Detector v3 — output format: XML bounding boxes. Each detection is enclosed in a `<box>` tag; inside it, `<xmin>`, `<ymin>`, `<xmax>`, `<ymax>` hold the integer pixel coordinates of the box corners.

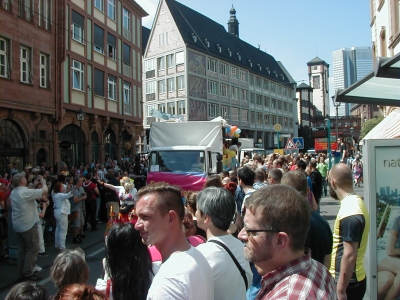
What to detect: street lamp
<box><xmin>325</xmin><ymin>118</ymin><xmax>332</xmax><ymax>170</ymax></box>
<box><xmin>76</xmin><ymin>108</ymin><xmax>85</xmax><ymax>165</ymax></box>
<box><xmin>350</xmin><ymin>126</ymin><xmax>354</xmax><ymax>156</ymax></box>
<box><xmin>332</xmin><ymin>95</ymin><xmax>340</xmax><ymax>143</ymax></box>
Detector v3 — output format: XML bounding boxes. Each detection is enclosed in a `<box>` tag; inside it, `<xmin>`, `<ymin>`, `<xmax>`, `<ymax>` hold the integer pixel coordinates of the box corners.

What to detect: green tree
<box><xmin>360</xmin><ymin>116</ymin><xmax>384</xmax><ymax>139</ymax></box>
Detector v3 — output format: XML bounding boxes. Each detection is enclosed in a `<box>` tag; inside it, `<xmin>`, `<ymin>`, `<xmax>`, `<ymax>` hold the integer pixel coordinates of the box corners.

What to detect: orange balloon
<box><xmin>231</xmin><ymin>126</ymin><xmax>238</xmax><ymax>133</ymax></box>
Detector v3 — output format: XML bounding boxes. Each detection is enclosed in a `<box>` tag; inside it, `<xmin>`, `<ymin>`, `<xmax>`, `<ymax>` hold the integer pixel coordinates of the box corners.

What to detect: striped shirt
<box><xmin>256</xmin><ymin>249</ymin><xmax>337</xmax><ymax>300</ymax></box>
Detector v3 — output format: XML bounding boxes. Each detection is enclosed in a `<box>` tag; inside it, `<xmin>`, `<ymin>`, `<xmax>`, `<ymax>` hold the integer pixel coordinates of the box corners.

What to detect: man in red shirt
<box><xmin>238</xmin><ymin>185</ymin><xmax>337</xmax><ymax>299</ymax></box>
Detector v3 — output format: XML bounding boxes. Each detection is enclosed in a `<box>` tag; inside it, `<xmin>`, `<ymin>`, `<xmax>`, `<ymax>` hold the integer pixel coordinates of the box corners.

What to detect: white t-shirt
<box><xmin>147</xmin><ymin>246</ymin><xmax>214</xmax><ymax>300</ymax></box>
<box><xmin>197</xmin><ymin>235</ymin><xmax>252</xmax><ymax>300</ymax></box>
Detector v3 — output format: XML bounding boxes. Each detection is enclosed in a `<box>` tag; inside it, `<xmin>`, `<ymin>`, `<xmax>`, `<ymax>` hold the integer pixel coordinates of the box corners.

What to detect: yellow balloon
<box><xmin>234</xmin><ymin>133</ymin><xmax>240</xmax><ymax>138</ymax></box>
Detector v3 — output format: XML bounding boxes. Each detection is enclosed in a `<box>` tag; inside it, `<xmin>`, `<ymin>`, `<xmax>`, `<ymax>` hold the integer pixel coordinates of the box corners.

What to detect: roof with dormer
<box><xmin>164</xmin><ymin>0</ymin><xmax>292</xmax><ymax>87</ymax></box>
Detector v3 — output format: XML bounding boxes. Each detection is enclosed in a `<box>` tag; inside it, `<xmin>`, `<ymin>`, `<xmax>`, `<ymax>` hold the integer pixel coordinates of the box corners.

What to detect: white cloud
<box><xmin>136</xmin><ymin>0</ymin><xmax>159</xmax><ymax>28</ymax></box>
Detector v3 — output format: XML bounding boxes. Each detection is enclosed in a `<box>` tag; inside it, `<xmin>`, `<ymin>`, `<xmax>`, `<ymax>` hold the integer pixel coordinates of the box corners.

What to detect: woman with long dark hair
<box><xmin>97</xmin><ymin>223</ymin><xmax>153</xmax><ymax>300</ymax></box>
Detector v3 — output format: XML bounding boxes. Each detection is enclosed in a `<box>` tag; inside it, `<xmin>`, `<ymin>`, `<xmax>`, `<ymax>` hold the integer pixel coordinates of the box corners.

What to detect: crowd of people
<box><xmin>0</xmin><ymin>147</ymin><xmax>376</xmax><ymax>300</ymax></box>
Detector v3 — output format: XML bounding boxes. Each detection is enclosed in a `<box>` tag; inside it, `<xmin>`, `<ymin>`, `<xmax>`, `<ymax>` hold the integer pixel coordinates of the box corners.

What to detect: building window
<box><xmin>167</xmin><ymin>77</ymin><xmax>175</xmax><ymax>92</ymax></box>
<box><xmin>220</xmin><ymin>84</ymin><xmax>228</xmax><ymax>97</ymax></box>
<box><xmin>1</xmin><ymin>0</ymin><xmax>11</xmax><ymax>10</ymax></box>
<box><xmin>208</xmin><ymin>103</ymin><xmax>218</xmax><ymax>118</ymax></box>
<box><xmin>272</xmin><ymin>115</ymin><xmax>277</xmax><ymax>124</ymax></box>
<box><xmin>72</xmin><ymin>60</ymin><xmax>84</xmax><ymax>91</ymax></box>
<box><xmin>250</xmin><ymin>111</ymin><xmax>255</xmax><ymax>123</ymax></box>
<box><xmin>207</xmin><ymin>58</ymin><xmax>217</xmax><ymax>73</ymax></box>
<box><xmin>242</xmin><ymin>109</ymin><xmax>248</xmax><ymax>122</ymax></box>
<box><xmin>158</xmin><ymin>103</ymin><xmax>166</xmax><ymax>112</ymax></box>
<box><xmin>256</xmin><ymin>94</ymin><xmax>262</xmax><ymax>105</ymax></box>
<box><xmin>93</xmin><ymin>68</ymin><xmax>104</xmax><ymax>96</ymax></box>
<box><xmin>176</xmin><ymin>51</ymin><xmax>184</xmax><ymax>65</ymax></box>
<box><xmin>263</xmin><ymin>79</ymin><xmax>269</xmax><ymax>90</ymax></box>
<box><xmin>94</xmin><ymin>24</ymin><xmax>104</xmax><ymax>54</ymax></box>
<box><xmin>270</xmin><ymin>82</ymin><xmax>276</xmax><ymax>93</ymax></box>
<box><xmin>249</xmin><ymin>74</ymin><xmax>254</xmax><ymax>86</ymax></box>
<box><xmin>107</xmin><ymin>33</ymin><xmax>116</xmax><ymax>60</ymax></box>
<box><xmin>257</xmin><ymin>113</ymin><xmax>263</xmax><ymax>125</ymax></box>
<box><xmin>167</xmin><ymin>102</ymin><xmax>175</xmax><ymax>114</ymax></box>
<box><xmin>231</xmin><ymin>66</ymin><xmax>237</xmax><ymax>79</ymax></box>
<box><xmin>146</xmin><ymin>104</ymin><xmax>157</xmax><ymax>117</ymax></box>
<box><xmin>277</xmin><ymin>100</ymin><xmax>282</xmax><ymax>110</ymax></box>
<box><xmin>232</xmin><ymin>86</ymin><xmax>239</xmax><ymax>100</ymax></box>
<box><xmin>265</xmin><ymin>114</ymin><xmax>270</xmax><ymax>124</ymax></box>
<box><xmin>250</xmin><ymin>93</ymin><xmax>255</xmax><ymax>104</ymax></box>
<box><xmin>177</xmin><ymin>75</ymin><xmax>185</xmax><ymax>90</ymax></box>
<box><xmin>157</xmin><ymin>56</ymin><xmax>165</xmax><ymax>70</ymax></box>
<box><xmin>288</xmin><ymin>103</ymin><xmax>292</xmax><ymax>113</ymax></box>
<box><xmin>40</xmin><ymin>53</ymin><xmax>49</xmax><ymax>88</ymax></box>
<box><xmin>19</xmin><ymin>0</ymin><xmax>32</xmax><ymax>21</ymax></box>
<box><xmin>276</xmin><ymin>85</ymin><xmax>282</xmax><ymax>95</ymax></box>
<box><xmin>72</xmin><ymin>10</ymin><xmax>84</xmax><ymax>44</ymax></box>
<box><xmin>221</xmin><ymin>105</ymin><xmax>229</xmax><ymax>118</ymax></box>
<box><xmin>108</xmin><ymin>75</ymin><xmax>116</xmax><ymax>100</ymax></box>
<box><xmin>107</xmin><ymin>0</ymin><xmax>115</xmax><ymax>20</ymax></box>
<box><xmin>145</xmin><ymin>59</ymin><xmax>155</xmax><ymax>71</ymax></box>
<box><xmin>20</xmin><ymin>45</ymin><xmax>32</xmax><ymax>83</ymax></box>
<box><xmin>94</xmin><ymin>0</ymin><xmax>103</xmax><ymax>12</ymax></box>
<box><xmin>123</xmin><ymin>82</ymin><xmax>131</xmax><ymax>103</ymax></box>
<box><xmin>231</xmin><ymin>107</ymin><xmax>239</xmax><ymax>121</ymax></box>
<box><xmin>283</xmin><ymin>102</ymin><xmax>287</xmax><ymax>112</ymax></box>
<box><xmin>0</xmin><ymin>37</ymin><xmax>10</xmax><ymax>78</ymax></box>
<box><xmin>39</xmin><ymin>0</ymin><xmax>51</xmax><ymax>30</ymax></box>
<box><xmin>167</xmin><ymin>54</ymin><xmax>174</xmax><ymax>68</ymax></box>
<box><xmin>255</xmin><ymin>77</ymin><xmax>261</xmax><ymax>88</ymax></box>
<box><xmin>177</xmin><ymin>100</ymin><xmax>185</xmax><ymax>115</ymax></box>
<box><xmin>271</xmin><ymin>98</ymin><xmax>276</xmax><ymax>108</ymax></box>
<box><xmin>208</xmin><ymin>80</ymin><xmax>218</xmax><ymax>95</ymax></box>
<box><xmin>220</xmin><ymin>63</ymin><xmax>228</xmax><ymax>76</ymax></box>
<box><xmin>123</xmin><ymin>43</ymin><xmax>130</xmax><ymax>65</ymax></box>
<box><xmin>239</xmin><ymin>70</ymin><xmax>247</xmax><ymax>82</ymax></box>
<box><xmin>264</xmin><ymin>96</ymin><xmax>270</xmax><ymax>106</ymax></box>
<box><xmin>158</xmin><ymin>79</ymin><xmax>165</xmax><ymax>94</ymax></box>
<box><xmin>146</xmin><ymin>81</ymin><xmax>155</xmax><ymax>94</ymax></box>
<box><xmin>241</xmin><ymin>89</ymin><xmax>247</xmax><ymax>101</ymax></box>
<box><xmin>123</xmin><ymin>7</ymin><xmax>130</xmax><ymax>30</ymax></box>
<box><xmin>159</xmin><ymin>33</ymin><xmax>169</xmax><ymax>46</ymax></box>
<box><xmin>312</xmin><ymin>76</ymin><xmax>320</xmax><ymax>89</ymax></box>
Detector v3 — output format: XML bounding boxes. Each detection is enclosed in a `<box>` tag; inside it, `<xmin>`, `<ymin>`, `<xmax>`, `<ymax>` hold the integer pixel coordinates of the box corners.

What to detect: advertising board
<box><xmin>363</xmin><ymin>139</ymin><xmax>400</xmax><ymax>300</ymax></box>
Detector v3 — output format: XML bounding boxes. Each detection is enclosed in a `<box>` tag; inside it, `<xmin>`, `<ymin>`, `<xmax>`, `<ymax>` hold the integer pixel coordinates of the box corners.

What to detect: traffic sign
<box><xmin>292</xmin><ymin>137</ymin><xmax>304</xmax><ymax>149</ymax></box>
<box><xmin>273</xmin><ymin>124</ymin><xmax>282</xmax><ymax>131</ymax></box>
<box><xmin>274</xmin><ymin>149</ymin><xmax>284</xmax><ymax>155</ymax></box>
<box><xmin>285</xmin><ymin>138</ymin><xmax>297</xmax><ymax>150</ymax></box>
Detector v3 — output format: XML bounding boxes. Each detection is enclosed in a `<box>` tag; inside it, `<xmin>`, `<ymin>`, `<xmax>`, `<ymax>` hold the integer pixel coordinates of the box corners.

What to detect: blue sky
<box><xmin>136</xmin><ymin>0</ymin><xmax>372</xmax><ymax>109</ymax></box>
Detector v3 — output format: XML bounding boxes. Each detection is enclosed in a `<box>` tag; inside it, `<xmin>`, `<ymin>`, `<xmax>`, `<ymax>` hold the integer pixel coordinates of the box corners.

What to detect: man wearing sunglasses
<box><xmin>239</xmin><ymin>185</ymin><xmax>336</xmax><ymax>299</ymax></box>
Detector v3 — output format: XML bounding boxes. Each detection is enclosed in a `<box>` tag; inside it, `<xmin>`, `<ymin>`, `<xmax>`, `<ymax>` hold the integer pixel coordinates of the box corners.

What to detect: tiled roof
<box><xmin>307</xmin><ymin>56</ymin><xmax>329</xmax><ymax>67</ymax></box>
<box><xmin>142</xmin><ymin>26</ymin><xmax>151</xmax><ymax>55</ymax></box>
<box><xmin>296</xmin><ymin>82</ymin><xmax>312</xmax><ymax>90</ymax></box>
<box><xmin>165</xmin><ymin>0</ymin><xmax>292</xmax><ymax>87</ymax></box>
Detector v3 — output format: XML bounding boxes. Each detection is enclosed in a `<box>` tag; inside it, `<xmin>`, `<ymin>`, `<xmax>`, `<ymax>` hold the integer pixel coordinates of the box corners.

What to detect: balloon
<box><xmin>236</xmin><ymin>128</ymin><xmax>241</xmax><ymax>134</ymax></box>
<box><xmin>234</xmin><ymin>133</ymin><xmax>240</xmax><ymax>138</ymax></box>
<box><xmin>231</xmin><ymin>126</ymin><xmax>238</xmax><ymax>133</ymax></box>
<box><xmin>225</xmin><ymin>126</ymin><xmax>231</xmax><ymax>134</ymax></box>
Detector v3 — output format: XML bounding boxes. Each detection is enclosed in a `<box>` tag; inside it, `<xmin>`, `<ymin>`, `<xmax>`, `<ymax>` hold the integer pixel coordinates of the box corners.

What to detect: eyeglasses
<box><xmin>242</xmin><ymin>228</ymin><xmax>280</xmax><ymax>237</ymax></box>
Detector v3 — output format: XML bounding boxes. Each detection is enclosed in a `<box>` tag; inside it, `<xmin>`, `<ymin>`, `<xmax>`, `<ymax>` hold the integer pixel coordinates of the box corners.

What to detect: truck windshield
<box><xmin>149</xmin><ymin>150</ymin><xmax>206</xmax><ymax>173</ymax></box>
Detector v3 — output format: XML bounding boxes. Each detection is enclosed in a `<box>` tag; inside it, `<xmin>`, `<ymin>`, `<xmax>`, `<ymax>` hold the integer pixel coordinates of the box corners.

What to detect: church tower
<box><xmin>227</xmin><ymin>5</ymin><xmax>239</xmax><ymax>37</ymax></box>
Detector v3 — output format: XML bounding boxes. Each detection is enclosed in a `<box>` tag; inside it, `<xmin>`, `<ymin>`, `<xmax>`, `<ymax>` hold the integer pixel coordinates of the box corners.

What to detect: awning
<box><xmin>334</xmin><ymin>52</ymin><xmax>400</xmax><ymax>107</ymax></box>
<box><xmin>360</xmin><ymin>108</ymin><xmax>400</xmax><ymax>145</ymax></box>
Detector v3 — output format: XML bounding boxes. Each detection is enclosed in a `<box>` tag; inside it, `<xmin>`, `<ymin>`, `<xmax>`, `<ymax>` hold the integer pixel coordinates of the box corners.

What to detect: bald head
<box><xmin>329</xmin><ymin>163</ymin><xmax>353</xmax><ymax>189</ymax></box>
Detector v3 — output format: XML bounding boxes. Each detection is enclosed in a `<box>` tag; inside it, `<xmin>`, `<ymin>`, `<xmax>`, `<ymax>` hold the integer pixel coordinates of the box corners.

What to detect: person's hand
<box><xmin>82</xmin><ymin>194</ymin><xmax>87</xmax><ymax>200</ymax></box>
<box><xmin>42</xmin><ymin>202</ymin><xmax>48</xmax><ymax>208</ymax></box>
<box><xmin>337</xmin><ymin>290</ymin><xmax>347</xmax><ymax>300</ymax></box>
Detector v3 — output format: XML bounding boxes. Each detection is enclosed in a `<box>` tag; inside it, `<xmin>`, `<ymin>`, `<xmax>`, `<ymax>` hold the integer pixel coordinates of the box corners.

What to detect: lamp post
<box><xmin>350</xmin><ymin>126</ymin><xmax>354</xmax><ymax>156</ymax></box>
<box><xmin>332</xmin><ymin>95</ymin><xmax>340</xmax><ymax>143</ymax></box>
<box><xmin>76</xmin><ymin>108</ymin><xmax>85</xmax><ymax>165</ymax></box>
<box><xmin>325</xmin><ymin>118</ymin><xmax>332</xmax><ymax>170</ymax></box>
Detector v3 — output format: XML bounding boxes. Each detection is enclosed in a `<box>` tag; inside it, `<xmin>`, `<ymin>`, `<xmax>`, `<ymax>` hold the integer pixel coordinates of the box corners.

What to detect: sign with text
<box><xmin>314</xmin><ymin>136</ymin><xmax>338</xmax><ymax>151</ymax></box>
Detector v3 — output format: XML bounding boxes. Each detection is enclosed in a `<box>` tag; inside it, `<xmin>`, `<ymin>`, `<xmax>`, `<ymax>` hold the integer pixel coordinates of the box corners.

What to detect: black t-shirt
<box><xmin>305</xmin><ymin>211</ymin><xmax>333</xmax><ymax>265</ymax></box>
<box><xmin>340</xmin><ymin>143</ymin><xmax>347</xmax><ymax>155</ymax></box>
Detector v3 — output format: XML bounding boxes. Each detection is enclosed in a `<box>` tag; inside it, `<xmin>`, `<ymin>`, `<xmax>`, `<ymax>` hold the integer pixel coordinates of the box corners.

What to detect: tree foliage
<box><xmin>360</xmin><ymin>116</ymin><xmax>384</xmax><ymax>139</ymax></box>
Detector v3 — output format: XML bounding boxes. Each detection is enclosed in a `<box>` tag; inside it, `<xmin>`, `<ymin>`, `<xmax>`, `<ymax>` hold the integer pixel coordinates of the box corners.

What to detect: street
<box><xmin>0</xmin><ymin>184</ymin><xmax>364</xmax><ymax>298</ymax></box>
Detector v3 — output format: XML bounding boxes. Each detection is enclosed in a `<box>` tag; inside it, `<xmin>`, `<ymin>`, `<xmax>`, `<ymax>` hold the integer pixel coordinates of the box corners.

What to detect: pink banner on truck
<box><xmin>147</xmin><ymin>172</ymin><xmax>207</xmax><ymax>192</ymax></box>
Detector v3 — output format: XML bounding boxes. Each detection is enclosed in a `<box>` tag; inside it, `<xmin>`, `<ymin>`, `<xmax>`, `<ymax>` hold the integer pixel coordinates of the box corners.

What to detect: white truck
<box><xmin>238</xmin><ymin>138</ymin><xmax>265</xmax><ymax>162</ymax></box>
<box><xmin>147</xmin><ymin>119</ymin><xmax>226</xmax><ymax>192</ymax></box>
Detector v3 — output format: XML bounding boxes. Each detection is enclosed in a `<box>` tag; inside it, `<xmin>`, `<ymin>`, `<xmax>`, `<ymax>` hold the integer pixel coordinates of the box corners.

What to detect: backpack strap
<box><xmin>208</xmin><ymin>239</ymin><xmax>248</xmax><ymax>290</ymax></box>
